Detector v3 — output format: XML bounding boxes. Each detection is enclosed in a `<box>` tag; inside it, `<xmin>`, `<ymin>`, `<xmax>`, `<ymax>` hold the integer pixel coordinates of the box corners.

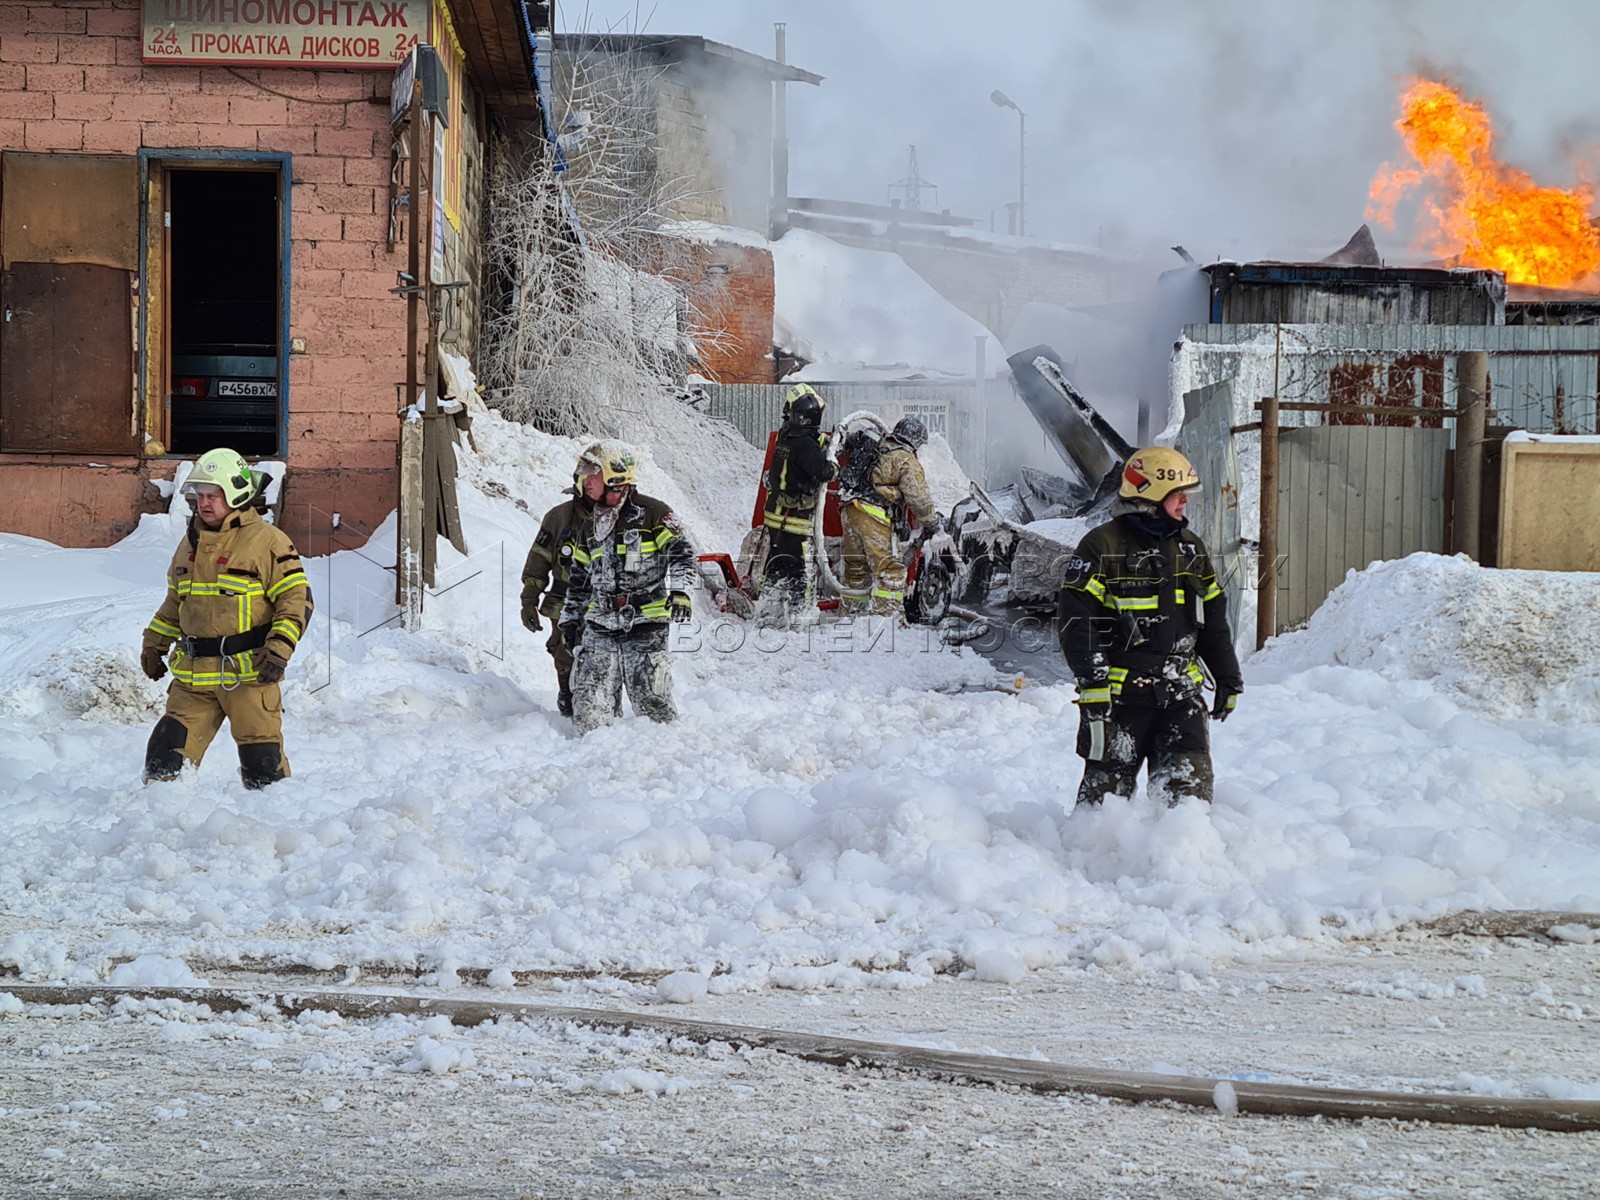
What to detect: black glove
<box><xmin>1076</xmin><ymin>678</ymin><xmax>1112</xmax><ymax>724</ymax></box>
<box><xmin>670</xmin><ymin>592</ymin><xmax>693</xmax><ymax>624</ymax></box>
<box><xmin>256</xmin><ymin>649</ymin><xmax>289</xmax><ymax>685</ymax></box>
<box><xmin>558</xmin><ymin>621</ymin><xmax>580</xmax><ymax>649</ymax></box>
<box><xmin>1212</xmin><ymin>688</ymin><xmax>1240</xmax><ymax>722</ymax></box>
<box><xmin>140</xmin><ymin>646</ymin><xmax>168</xmax><ymax>682</ymax></box>
<box><xmin>521</xmin><ymin>605</ymin><xmax>543</xmax><ymax>633</ymax></box>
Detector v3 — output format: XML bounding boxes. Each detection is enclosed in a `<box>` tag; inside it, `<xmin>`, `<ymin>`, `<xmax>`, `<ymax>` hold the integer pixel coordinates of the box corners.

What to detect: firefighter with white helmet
<box><xmin>557</xmin><ymin>442</ymin><xmax>697</xmax><ymax>733</ymax></box>
<box><xmin>1056</xmin><ymin>446</ymin><xmax>1243</xmax><ymax>808</ymax></box>
<box><xmin>140</xmin><ymin>448</ymin><xmax>313</xmax><ymax>788</ymax></box>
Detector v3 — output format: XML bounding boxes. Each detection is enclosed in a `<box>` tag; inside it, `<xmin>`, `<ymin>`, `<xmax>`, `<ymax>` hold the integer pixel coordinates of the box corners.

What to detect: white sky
<box><xmin>555</xmin><ymin>0</ymin><xmax>1600</xmax><ymax>264</ymax></box>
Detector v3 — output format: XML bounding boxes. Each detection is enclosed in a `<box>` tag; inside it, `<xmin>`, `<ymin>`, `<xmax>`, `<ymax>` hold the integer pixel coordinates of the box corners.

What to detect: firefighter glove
<box><xmin>1212</xmin><ymin>688</ymin><xmax>1239</xmax><ymax>722</ymax></box>
<box><xmin>1076</xmin><ymin>678</ymin><xmax>1112</xmax><ymax>725</ymax></box>
<box><xmin>140</xmin><ymin>646</ymin><xmax>168</xmax><ymax>682</ymax></box>
<box><xmin>670</xmin><ymin>592</ymin><xmax>694</xmax><ymax>624</ymax></box>
<box><xmin>558</xmin><ymin>620</ymin><xmax>580</xmax><ymax>649</ymax></box>
<box><xmin>521</xmin><ymin>604</ymin><xmax>543</xmax><ymax>633</ymax></box>
<box><xmin>256</xmin><ymin>649</ymin><xmax>289</xmax><ymax>685</ymax></box>
<box><xmin>1077</xmin><ymin>679</ymin><xmax>1112</xmax><ymax>762</ymax></box>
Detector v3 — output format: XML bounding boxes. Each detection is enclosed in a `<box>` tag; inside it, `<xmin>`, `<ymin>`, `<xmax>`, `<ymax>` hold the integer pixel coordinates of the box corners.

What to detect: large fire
<box><xmin>1367</xmin><ymin>78</ymin><xmax>1600</xmax><ymax>288</ymax></box>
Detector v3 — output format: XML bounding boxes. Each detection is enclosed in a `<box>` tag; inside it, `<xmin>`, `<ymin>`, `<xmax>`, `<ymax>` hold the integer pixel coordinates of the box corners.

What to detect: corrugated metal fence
<box><xmin>1180</xmin><ymin>323</ymin><xmax>1600</xmax><ymax>434</ymax></box>
<box><xmin>1275</xmin><ymin>425</ymin><xmax>1451</xmax><ymax>631</ymax></box>
<box><xmin>1178</xmin><ymin>323</ymin><xmax>1600</xmax><ymax>638</ymax></box>
<box><xmin>698</xmin><ymin>380</ymin><xmax>986</xmax><ymax>482</ymax></box>
<box><xmin>1178</xmin><ymin>379</ymin><xmax>1249</xmax><ymax>653</ymax></box>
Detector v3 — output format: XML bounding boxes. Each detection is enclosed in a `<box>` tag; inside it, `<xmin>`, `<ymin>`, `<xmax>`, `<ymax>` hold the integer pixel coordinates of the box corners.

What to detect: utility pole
<box><xmin>770</xmin><ymin>23</ymin><xmax>789</xmax><ymax>239</ymax></box>
<box><xmin>1017</xmin><ymin>108</ymin><xmax>1026</xmax><ymax>237</ymax></box>
<box><xmin>990</xmin><ymin>89</ymin><xmax>1026</xmax><ymax>237</ymax></box>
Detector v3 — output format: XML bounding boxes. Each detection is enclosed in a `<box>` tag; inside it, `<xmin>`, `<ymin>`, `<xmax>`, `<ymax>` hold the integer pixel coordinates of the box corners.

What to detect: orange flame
<box><xmin>1367</xmin><ymin>78</ymin><xmax>1600</xmax><ymax>288</ymax></box>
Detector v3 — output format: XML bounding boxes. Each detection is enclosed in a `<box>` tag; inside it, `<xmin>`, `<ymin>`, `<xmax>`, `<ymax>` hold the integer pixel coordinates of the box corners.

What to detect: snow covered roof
<box><xmin>770</xmin><ymin>228</ymin><xmax>1005</xmax><ymax>379</ymax></box>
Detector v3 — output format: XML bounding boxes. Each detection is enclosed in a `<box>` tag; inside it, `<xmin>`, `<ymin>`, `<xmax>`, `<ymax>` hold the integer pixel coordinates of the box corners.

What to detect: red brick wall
<box><xmin>673</xmin><ymin>239</ymin><xmax>774</xmax><ymax>384</ymax></box>
<box><xmin>0</xmin><ymin>0</ymin><xmax>406</xmax><ymax>548</ymax></box>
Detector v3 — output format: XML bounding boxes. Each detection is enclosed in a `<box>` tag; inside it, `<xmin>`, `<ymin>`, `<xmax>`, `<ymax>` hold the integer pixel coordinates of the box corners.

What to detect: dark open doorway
<box><xmin>167</xmin><ymin>168</ymin><xmax>281</xmax><ymax>457</ymax></box>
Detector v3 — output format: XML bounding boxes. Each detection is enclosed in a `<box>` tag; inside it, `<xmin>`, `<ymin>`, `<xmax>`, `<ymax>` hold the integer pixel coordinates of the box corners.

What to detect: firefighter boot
<box><xmin>239</xmin><ymin>742</ymin><xmax>288</xmax><ymax>790</ymax></box>
<box><xmin>143</xmin><ymin>716</ymin><xmax>189</xmax><ymax>783</ymax></box>
<box><xmin>557</xmin><ymin>668</ymin><xmax>574</xmax><ymax>718</ymax></box>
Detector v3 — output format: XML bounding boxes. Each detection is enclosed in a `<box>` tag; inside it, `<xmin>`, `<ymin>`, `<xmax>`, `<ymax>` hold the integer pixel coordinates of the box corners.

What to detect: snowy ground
<box><xmin>1</xmin><ymin>938</ymin><xmax>1595</xmax><ymax>1197</ymax></box>
<box><xmin>2</xmin><ymin>406</ymin><xmax>1597</xmax><ymax>1192</ymax></box>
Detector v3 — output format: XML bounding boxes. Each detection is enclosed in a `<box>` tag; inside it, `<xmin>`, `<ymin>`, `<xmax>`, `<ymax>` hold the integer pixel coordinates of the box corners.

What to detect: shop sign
<box><xmin>142</xmin><ymin>0</ymin><xmax>428</xmax><ymax>69</ymax></box>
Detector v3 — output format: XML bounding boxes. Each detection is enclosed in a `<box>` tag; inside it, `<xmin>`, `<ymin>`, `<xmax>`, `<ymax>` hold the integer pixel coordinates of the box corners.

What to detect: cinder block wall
<box><xmin>0</xmin><ymin>0</ymin><xmax>407</xmax><ymax>549</ymax></box>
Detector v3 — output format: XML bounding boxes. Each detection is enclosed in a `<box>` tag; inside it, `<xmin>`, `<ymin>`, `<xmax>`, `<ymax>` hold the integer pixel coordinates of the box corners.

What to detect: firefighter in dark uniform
<box><xmin>761</xmin><ymin>383</ymin><xmax>836</xmax><ymax>613</ymax></box>
<box><xmin>1057</xmin><ymin>447</ymin><xmax>1243</xmax><ymax>807</ymax></box>
<box><xmin>520</xmin><ymin>446</ymin><xmax>604</xmax><ymax>717</ymax></box>
<box><xmin>558</xmin><ymin>442</ymin><xmax>697</xmax><ymax>734</ymax></box>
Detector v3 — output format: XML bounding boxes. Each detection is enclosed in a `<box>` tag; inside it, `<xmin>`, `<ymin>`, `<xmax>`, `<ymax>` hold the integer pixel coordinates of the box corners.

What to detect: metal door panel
<box><xmin>0</xmin><ymin>263</ymin><xmax>137</xmax><ymax>454</ymax></box>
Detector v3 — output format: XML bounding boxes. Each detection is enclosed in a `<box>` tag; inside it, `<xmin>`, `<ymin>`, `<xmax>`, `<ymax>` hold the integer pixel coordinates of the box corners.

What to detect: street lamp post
<box><xmin>990</xmin><ymin>89</ymin><xmax>1026</xmax><ymax>237</ymax></box>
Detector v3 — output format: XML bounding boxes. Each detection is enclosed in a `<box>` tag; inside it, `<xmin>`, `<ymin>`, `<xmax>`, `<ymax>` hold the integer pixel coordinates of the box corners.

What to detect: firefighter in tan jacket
<box><xmin>140</xmin><ymin>449</ymin><xmax>313</xmax><ymax>789</ymax></box>
<box><xmin>839</xmin><ymin>416</ymin><xmax>939</xmax><ymax>616</ymax></box>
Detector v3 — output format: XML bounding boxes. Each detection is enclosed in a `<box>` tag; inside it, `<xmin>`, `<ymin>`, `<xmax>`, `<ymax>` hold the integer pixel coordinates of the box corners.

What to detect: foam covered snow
<box><xmin>2</xmin><ymin>407</ymin><xmax>1599</xmax><ymax>993</ymax></box>
<box><xmin>1253</xmin><ymin>553</ymin><xmax>1600</xmax><ymax>723</ymax></box>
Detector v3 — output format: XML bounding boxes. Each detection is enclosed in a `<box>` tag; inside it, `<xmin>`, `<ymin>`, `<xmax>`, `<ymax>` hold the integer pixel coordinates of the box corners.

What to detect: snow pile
<box><xmin>400</xmin><ymin>1036</ymin><xmax>477</xmax><ymax>1075</ymax></box>
<box><xmin>656</xmin><ymin>971</ymin><xmax>708</xmax><ymax>1004</ymax></box>
<box><xmin>592</xmin><ymin>1068</ymin><xmax>695</xmax><ymax>1096</ymax></box>
<box><xmin>1253</xmin><ymin>553</ymin><xmax>1600</xmax><ymax>723</ymax></box>
<box><xmin>456</xmin><ymin>401</ymin><xmax>762</xmax><ymax>575</ymax></box>
<box><xmin>107</xmin><ymin>956</ymin><xmax>208</xmax><ymax>988</ymax></box>
<box><xmin>771</xmin><ymin>228</ymin><xmax>1005</xmax><ymax>379</ymax></box>
<box><xmin>2</xmin><ymin>405</ymin><xmax>1599</xmax><ymax>990</ymax></box>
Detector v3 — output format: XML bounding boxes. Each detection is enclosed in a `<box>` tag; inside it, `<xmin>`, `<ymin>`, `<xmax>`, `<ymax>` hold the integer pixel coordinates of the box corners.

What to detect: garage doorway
<box><xmin>160</xmin><ymin>165</ymin><xmax>284</xmax><ymax>457</ymax></box>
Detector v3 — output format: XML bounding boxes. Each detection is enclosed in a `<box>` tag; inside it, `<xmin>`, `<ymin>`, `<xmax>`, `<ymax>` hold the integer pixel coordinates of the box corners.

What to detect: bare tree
<box><xmin>481</xmin><ymin>37</ymin><xmax>734</xmax><ymax>439</ymax></box>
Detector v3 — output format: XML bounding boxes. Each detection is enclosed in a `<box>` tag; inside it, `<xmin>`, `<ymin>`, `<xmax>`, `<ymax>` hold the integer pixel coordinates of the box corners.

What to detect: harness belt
<box><xmin>178</xmin><ymin>623</ymin><xmax>272</xmax><ymax>659</ymax></box>
<box><xmin>610</xmin><ymin>592</ymin><xmax>656</xmax><ymax>611</ymax></box>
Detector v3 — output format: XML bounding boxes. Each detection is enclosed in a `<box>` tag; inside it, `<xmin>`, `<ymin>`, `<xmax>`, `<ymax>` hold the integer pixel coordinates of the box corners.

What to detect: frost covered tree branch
<box><xmin>481</xmin><ymin>37</ymin><xmax>735</xmax><ymax>440</ymax></box>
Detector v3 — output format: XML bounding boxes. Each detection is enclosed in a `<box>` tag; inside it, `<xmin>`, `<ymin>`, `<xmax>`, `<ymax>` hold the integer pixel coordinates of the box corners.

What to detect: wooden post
<box><xmin>398</xmin><ymin>415</ymin><xmax>424</xmax><ymax>629</ymax></box>
<box><xmin>1256</xmin><ymin>392</ymin><xmax>1280</xmax><ymax>650</ymax></box>
<box><xmin>419</xmin><ymin>104</ymin><xmax>440</xmax><ymax>590</ymax></box>
<box><xmin>1453</xmin><ymin>351</ymin><xmax>1488</xmax><ymax>560</ymax></box>
<box><xmin>395</xmin><ymin>71</ymin><xmax>426</xmax><ymax>623</ymax></box>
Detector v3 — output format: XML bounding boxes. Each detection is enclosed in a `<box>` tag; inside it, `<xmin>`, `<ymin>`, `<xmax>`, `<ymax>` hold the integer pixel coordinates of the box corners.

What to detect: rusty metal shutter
<box><xmin>1</xmin><ymin>153</ymin><xmax>139</xmax><ymax>270</ymax></box>
<box><xmin>1</xmin><ymin>153</ymin><xmax>139</xmax><ymax>454</ymax></box>
<box><xmin>1</xmin><ymin>264</ymin><xmax>136</xmax><ymax>454</ymax></box>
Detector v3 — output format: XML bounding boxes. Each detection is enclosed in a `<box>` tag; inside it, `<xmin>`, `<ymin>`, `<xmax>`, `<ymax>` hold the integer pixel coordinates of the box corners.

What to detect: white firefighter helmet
<box><xmin>184</xmin><ymin>448</ymin><xmax>255</xmax><ymax>508</ymax></box>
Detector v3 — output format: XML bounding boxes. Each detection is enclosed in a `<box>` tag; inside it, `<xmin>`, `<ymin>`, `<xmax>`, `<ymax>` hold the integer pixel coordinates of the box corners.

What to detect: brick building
<box><xmin>0</xmin><ymin>0</ymin><xmax>547</xmax><ymax>548</ymax></box>
<box><xmin>552</xmin><ymin>33</ymin><xmax>819</xmax><ymax>384</ymax></box>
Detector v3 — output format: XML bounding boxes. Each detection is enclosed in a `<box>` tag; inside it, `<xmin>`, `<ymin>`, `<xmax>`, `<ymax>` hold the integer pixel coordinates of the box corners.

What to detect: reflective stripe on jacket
<box><xmin>1056</xmin><ymin>511</ymin><xmax>1242</xmax><ymax>706</ymax></box>
<box><xmin>561</xmin><ymin>492</ymin><xmax>697</xmax><ymax>634</ymax></box>
<box><xmin>521</xmin><ymin>496</ymin><xmax>592</xmax><ymax>619</ymax></box>
<box><xmin>143</xmin><ymin>507</ymin><xmax>313</xmax><ymax>688</ymax></box>
<box><xmin>764</xmin><ymin>423</ymin><xmax>835</xmax><ymax>536</ymax></box>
